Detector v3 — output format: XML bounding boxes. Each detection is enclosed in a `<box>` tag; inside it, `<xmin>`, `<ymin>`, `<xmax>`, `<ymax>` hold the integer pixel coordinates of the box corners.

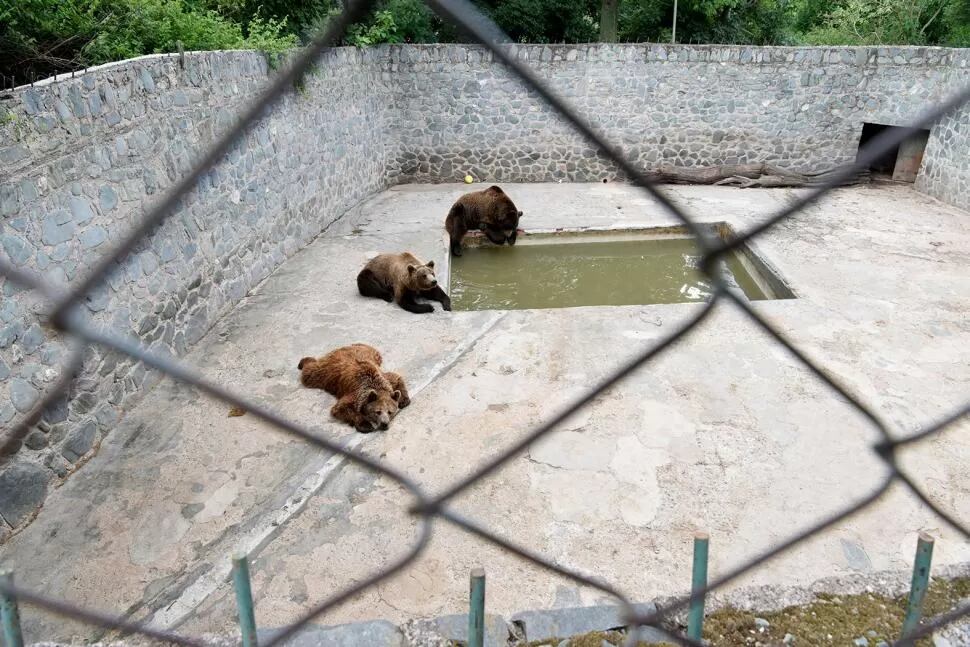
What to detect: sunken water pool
<box><xmin>448</xmin><ymin>226</ymin><xmax>794</xmax><ymax>312</ymax></box>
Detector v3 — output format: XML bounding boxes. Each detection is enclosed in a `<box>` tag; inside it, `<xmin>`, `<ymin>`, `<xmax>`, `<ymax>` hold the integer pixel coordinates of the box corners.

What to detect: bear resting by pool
<box><xmin>357</xmin><ymin>252</ymin><xmax>450</xmax><ymax>314</ymax></box>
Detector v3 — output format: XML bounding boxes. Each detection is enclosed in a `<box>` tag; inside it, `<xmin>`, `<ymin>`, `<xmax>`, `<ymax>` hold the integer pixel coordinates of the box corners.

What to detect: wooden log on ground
<box><xmin>640</xmin><ymin>163</ymin><xmax>871</xmax><ymax>188</ymax></box>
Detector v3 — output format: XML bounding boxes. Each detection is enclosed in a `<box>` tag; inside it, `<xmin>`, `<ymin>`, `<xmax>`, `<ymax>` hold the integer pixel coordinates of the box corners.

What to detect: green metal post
<box><xmin>0</xmin><ymin>570</ymin><xmax>24</xmax><ymax>647</ymax></box>
<box><xmin>686</xmin><ymin>532</ymin><xmax>709</xmax><ymax>642</ymax></box>
<box><xmin>901</xmin><ymin>532</ymin><xmax>935</xmax><ymax>639</ymax></box>
<box><xmin>232</xmin><ymin>553</ymin><xmax>258</xmax><ymax>647</ymax></box>
<box><xmin>468</xmin><ymin>568</ymin><xmax>486</xmax><ymax>647</ymax></box>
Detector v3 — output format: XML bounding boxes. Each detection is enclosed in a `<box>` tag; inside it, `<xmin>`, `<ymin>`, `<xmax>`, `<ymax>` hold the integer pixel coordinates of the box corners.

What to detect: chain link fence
<box><xmin>1</xmin><ymin>0</ymin><xmax>969</xmax><ymax>645</ymax></box>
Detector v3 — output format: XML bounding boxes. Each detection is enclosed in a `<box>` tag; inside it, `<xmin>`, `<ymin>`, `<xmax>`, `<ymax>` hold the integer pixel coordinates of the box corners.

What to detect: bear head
<box><xmin>483</xmin><ymin>186</ymin><xmax>523</xmax><ymax>246</ymax></box>
<box><xmin>357</xmin><ymin>388</ymin><xmax>402</xmax><ymax>432</ymax></box>
<box><xmin>407</xmin><ymin>260</ymin><xmax>438</xmax><ymax>290</ymax></box>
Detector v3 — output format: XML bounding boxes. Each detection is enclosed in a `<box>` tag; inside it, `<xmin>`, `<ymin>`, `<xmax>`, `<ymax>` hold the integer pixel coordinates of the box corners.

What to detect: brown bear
<box><xmin>357</xmin><ymin>252</ymin><xmax>451</xmax><ymax>314</ymax></box>
<box><xmin>297</xmin><ymin>343</ymin><xmax>410</xmax><ymax>433</ymax></box>
<box><xmin>445</xmin><ymin>185</ymin><xmax>523</xmax><ymax>256</ymax></box>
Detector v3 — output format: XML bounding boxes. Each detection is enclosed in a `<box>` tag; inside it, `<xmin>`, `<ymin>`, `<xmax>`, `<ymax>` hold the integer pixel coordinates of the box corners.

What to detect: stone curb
<box><xmin>257</xmin><ymin>620</ymin><xmax>405</xmax><ymax>646</ymax></box>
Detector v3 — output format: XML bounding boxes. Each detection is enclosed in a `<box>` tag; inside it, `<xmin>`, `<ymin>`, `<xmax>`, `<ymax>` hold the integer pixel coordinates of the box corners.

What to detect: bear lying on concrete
<box><xmin>297</xmin><ymin>343</ymin><xmax>410</xmax><ymax>433</ymax></box>
<box><xmin>357</xmin><ymin>252</ymin><xmax>451</xmax><ymax>314</ymax></box>
<box><xmin>445</xmin><ymin>185</ymin><xmax>523</xmax><ymax>256</ymax></box>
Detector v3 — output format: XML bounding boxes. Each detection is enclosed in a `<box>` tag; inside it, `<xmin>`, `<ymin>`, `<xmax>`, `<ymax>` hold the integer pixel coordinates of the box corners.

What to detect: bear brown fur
<box><xmin>445</xmin><ymin>185</ymin><xmax>523</xmax><ymax>256</ymax></box>
<box><xmin>357</xmin><ymin>252</ymin><xmax>451</xmax><ymax>314</ymax></box>
<box><xmin>297</xmin><ymin>343</ymin><xmax>410</xmax><ymax>433</ymax></box>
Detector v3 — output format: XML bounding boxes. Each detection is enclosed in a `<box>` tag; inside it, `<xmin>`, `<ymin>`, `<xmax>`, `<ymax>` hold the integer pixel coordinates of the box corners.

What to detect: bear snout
<box><xmin>485</xmin><ymin>229</ymin><xmax>507</xmax><ymax>245</ymax></box>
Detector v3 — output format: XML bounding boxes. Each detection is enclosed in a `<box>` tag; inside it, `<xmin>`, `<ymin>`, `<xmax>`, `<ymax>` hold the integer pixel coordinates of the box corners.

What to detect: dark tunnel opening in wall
<box><xmin>857</xmin><ymin>122</ymin><xmax>931</xmax><ymax>183</ymax></box>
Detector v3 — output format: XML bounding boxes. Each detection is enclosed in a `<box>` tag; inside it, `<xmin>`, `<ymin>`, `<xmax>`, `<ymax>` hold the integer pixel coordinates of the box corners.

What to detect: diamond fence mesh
<box><xmin>1</xmin><ymin>0</ymin><xmax>969</xmax><ymax>645</ymax></box>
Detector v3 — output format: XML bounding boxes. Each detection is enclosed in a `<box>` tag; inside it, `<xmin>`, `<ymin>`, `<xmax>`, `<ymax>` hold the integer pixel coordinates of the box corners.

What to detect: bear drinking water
<box><xmin>445</xmin><ymin>185</ymin><xmax>523</xmax><ymax>256</ymax></box>
<box><xmin>297</xmin><ymin>343</ymin><xmax>409</xmax><ymax>433</ymax></box>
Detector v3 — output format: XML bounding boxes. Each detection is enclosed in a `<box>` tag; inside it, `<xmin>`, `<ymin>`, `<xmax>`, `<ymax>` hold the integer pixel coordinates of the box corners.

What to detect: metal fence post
<box><xmin>232</xmin><ymin>553</ymin><xmax>258</xmax><ymax>647</ymax></box>
<box><xmin>468</xmin><ymin>567</ymin><xmax>486</xmax><ymax>647</ymax></box>
<box><xmin>901</xmin><ymin>532</ymin><xmax>935</xmax><ymax>639</ymax></box>
<box><xmin>0</xmin><ymin>570</ymin><xmax>24</xmax><ymax>647</ymax></box>
<box><xmin>687</xmin><ymin>532</ymin><xmax>709</xmax><ymax>642</ymax></box>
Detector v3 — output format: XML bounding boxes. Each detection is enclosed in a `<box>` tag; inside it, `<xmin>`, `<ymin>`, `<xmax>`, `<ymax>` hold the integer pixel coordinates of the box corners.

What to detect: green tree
<box><xmin>306</xmin><ymin>0</ymin><xmax>440</xmax><ymax>45</ymax></box>
<box><xmin>943</xmin><ymin>0</ymin><xmax>970</xmax><ymax>45</ymax></box>
<box><xmin>196</xmin><ymin>0</ymin><xmax>337</xmax><ymax>40</ymax></box>
<box><xmin>601</xmin><ymin>0</ymin><xmax>619</xmax><ymax>41</ymax></box>
<box><xmin>618</xmin><ymin>0</ymin><xmax>668</xmax><ymax>41</ymax></box>
<box><xmin>617</xmin><ymin>0</ymin><xmax>794</xmax><ymax>44</ymax></box>
<box><xmin>3</xmin><ymin>0</ymin><xmax>966</xmax><ymax>82</ymax></box>
<box><xmin>801</xmin><ymin>0</ymin><xmax>950</xmax><ymax>45</ymax></box>
<box><xmin>680</xmin><ymin>0</ymin><xmax>794</xmax><ymax>43</ymax></box>
<box><xmin>476</xmin><ymin>0</ymin><xmax>599</xmax><ymax>43</ymax></box>
<box><xmin>0</xmin><ymin>0</ymin><xmax>295</xmax><ymax>80</ymax></box>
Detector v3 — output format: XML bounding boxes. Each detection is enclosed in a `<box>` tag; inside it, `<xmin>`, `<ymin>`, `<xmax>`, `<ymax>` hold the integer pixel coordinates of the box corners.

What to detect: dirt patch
<box><xmin>525</xmin><ymin>630</ymin><xmax>673</xmax><ymax>646</ymax></box>
<box><xmin>704</xmin><ymin>576</ymin><xmax>969</xmax><ymax>646</ymax></box>
<box><xmin>523</xmin><ymin>577</ymin><xmax>969</xmax><ymax>646</ymax></box>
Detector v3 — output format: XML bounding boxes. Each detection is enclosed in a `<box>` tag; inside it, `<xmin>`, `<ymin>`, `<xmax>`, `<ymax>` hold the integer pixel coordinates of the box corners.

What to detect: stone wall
<box><xmin>917</xmin><ymin>102</ymin><xmax>970</xmax><ymax>210</ymax></box>
<box><xmin>0</xmin><ymin>49</ymin><xmax>392</xmax><ymax>536</ymax></box>
<box><xmin>386</xmin><ymin>44</ymin><xmax>970</xmax><ymax>183</ymax></box>
<box><xmin>1</xmin><ymin>44</ymin><xmax>968</xmax><ymax>536</ymax></box>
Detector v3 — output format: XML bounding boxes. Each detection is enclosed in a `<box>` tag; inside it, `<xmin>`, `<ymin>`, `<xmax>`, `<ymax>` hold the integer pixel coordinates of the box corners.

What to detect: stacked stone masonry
<box><xmin>0</xmin><ymin>49</ymin><xmax>391</xmax><ymax>535</ymax></box>
<box><xmin>0</xmin><ymin>44</ymin><xmax>968</xmax><ymax>535</ymax></box>
<box><xmin>917</xmin><ymin>101</ymin><xmax>970</xmax><ymax>204</ymax></box>
<box><xmin>384</xmin><ymin>44</ymin><xmax>969</xmax><ymax>196</ymax></box>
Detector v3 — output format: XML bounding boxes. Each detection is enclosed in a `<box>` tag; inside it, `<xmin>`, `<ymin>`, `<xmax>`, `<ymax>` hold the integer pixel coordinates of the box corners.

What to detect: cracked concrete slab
<box><xmin>2</xmin><ymin>182</ymin><xmax>968</xmax><ymax>642</ymax></box>
<box><xmin>180</xmin><ymin>183</ymin><xmax>968</xmax><ymax>634</ymax></box>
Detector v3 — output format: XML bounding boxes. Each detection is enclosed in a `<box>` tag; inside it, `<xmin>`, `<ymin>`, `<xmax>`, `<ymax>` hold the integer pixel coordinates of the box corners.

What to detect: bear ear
<box><xmin>486</xmin><ymin>185</ymin><xmax>504</xmax><ymax>195</ymax></box>
<box><xmin>517</xmin><ymin>210</ymin><xmax>523</xmax><ymax>217</ymax></box>
<box><xmin>366</xmin><ymin>389</ymin><xmax>379</xmax><ymax>404</ymax></box>
<box><xmin>426</xmin><ymin>260</ymin><xmax>435</xmax><ymax>269</ymax></box>
<box><xmin>391</xmin><ymin>389</ymin><xmax>402</xmax><ymax>402</ymax></box>
<box><xmin>407</xmin><ymin>264</ymin><xmax>416</xmax><ymax>274</ymax></box>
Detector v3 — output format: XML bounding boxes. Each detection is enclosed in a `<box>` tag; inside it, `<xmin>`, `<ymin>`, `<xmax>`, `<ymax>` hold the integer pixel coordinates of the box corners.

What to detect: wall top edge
<box><xmin>3</xmin><ymin>42</ymin><xmax>968</xmax><ymax>99</ymax></box>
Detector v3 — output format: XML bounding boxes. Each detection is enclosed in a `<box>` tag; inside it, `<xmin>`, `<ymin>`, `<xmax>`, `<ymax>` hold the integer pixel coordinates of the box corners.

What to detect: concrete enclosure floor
<box><xmin>1</xmin><ymin>182</ymin><xmax>968</xmax><ymax>641</ymax></box>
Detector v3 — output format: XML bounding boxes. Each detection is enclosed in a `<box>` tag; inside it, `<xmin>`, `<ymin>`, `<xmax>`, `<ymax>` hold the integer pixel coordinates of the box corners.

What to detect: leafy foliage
<box><xmin>478</xmin><ymin>0</ymin><xmax>599</xmax><ymax>43</ymax></box>
<box><xmin>346</xmin><ymin>10</ymin><xmax>400</xmax><ymax>45</ymax></box>
<box><xmin>340</xmin><ymin>0</ymin><xmax>439</xmax><ymax>45</ymax></box>
<box><xmin>944</xmin><ymin>0</ymin><xmax>970</xmax><ymax>45</ymax></box>
<box><xmin>0</xmin><ymin>0</ymin><xmax>295</xmax><ymax>80</ymax></box>
<box><xmin>2</xmin><ymin>0</ymin><xmax>968</xmax><ymax>81</ymax></box>
<box><xmin>800</xmin><ymin>0</ymin><xmax>954</xmax><ymax>45</ymax></box>
<box><xmin>307</xmin><ymin>0</ymin><xmax>970</xmax><ymax>49</ymax></box>
<box><xmin>616</xmin><ymin>0</ymin><xmax>797</xmax><ymax>45</ymax></box>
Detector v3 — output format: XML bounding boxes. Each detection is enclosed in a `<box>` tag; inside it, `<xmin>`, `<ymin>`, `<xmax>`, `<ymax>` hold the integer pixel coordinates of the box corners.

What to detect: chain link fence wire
<box><xmin>1</xmin><ymin>0</ymin><xmax>969</xmax><ymax>644</ymax></box>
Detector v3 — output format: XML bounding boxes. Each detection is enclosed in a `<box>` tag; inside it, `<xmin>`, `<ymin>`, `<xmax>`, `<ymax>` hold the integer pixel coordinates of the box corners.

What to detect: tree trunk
<box><xmin>599</xmin><ymin>0</ymin><xmax>618</xmax><ymax>42</ymax></box>
<box><xmin>639</xmin><ymin>163</ymin><xmax>870</xmax><ymax>188</ymax></box>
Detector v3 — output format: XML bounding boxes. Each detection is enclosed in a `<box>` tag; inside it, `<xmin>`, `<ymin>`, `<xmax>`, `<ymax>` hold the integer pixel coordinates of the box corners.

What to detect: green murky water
<box><xmin>449</xmin><ymin>238</ymin><xmax>772</xmax><ymax>311</ymax></box>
